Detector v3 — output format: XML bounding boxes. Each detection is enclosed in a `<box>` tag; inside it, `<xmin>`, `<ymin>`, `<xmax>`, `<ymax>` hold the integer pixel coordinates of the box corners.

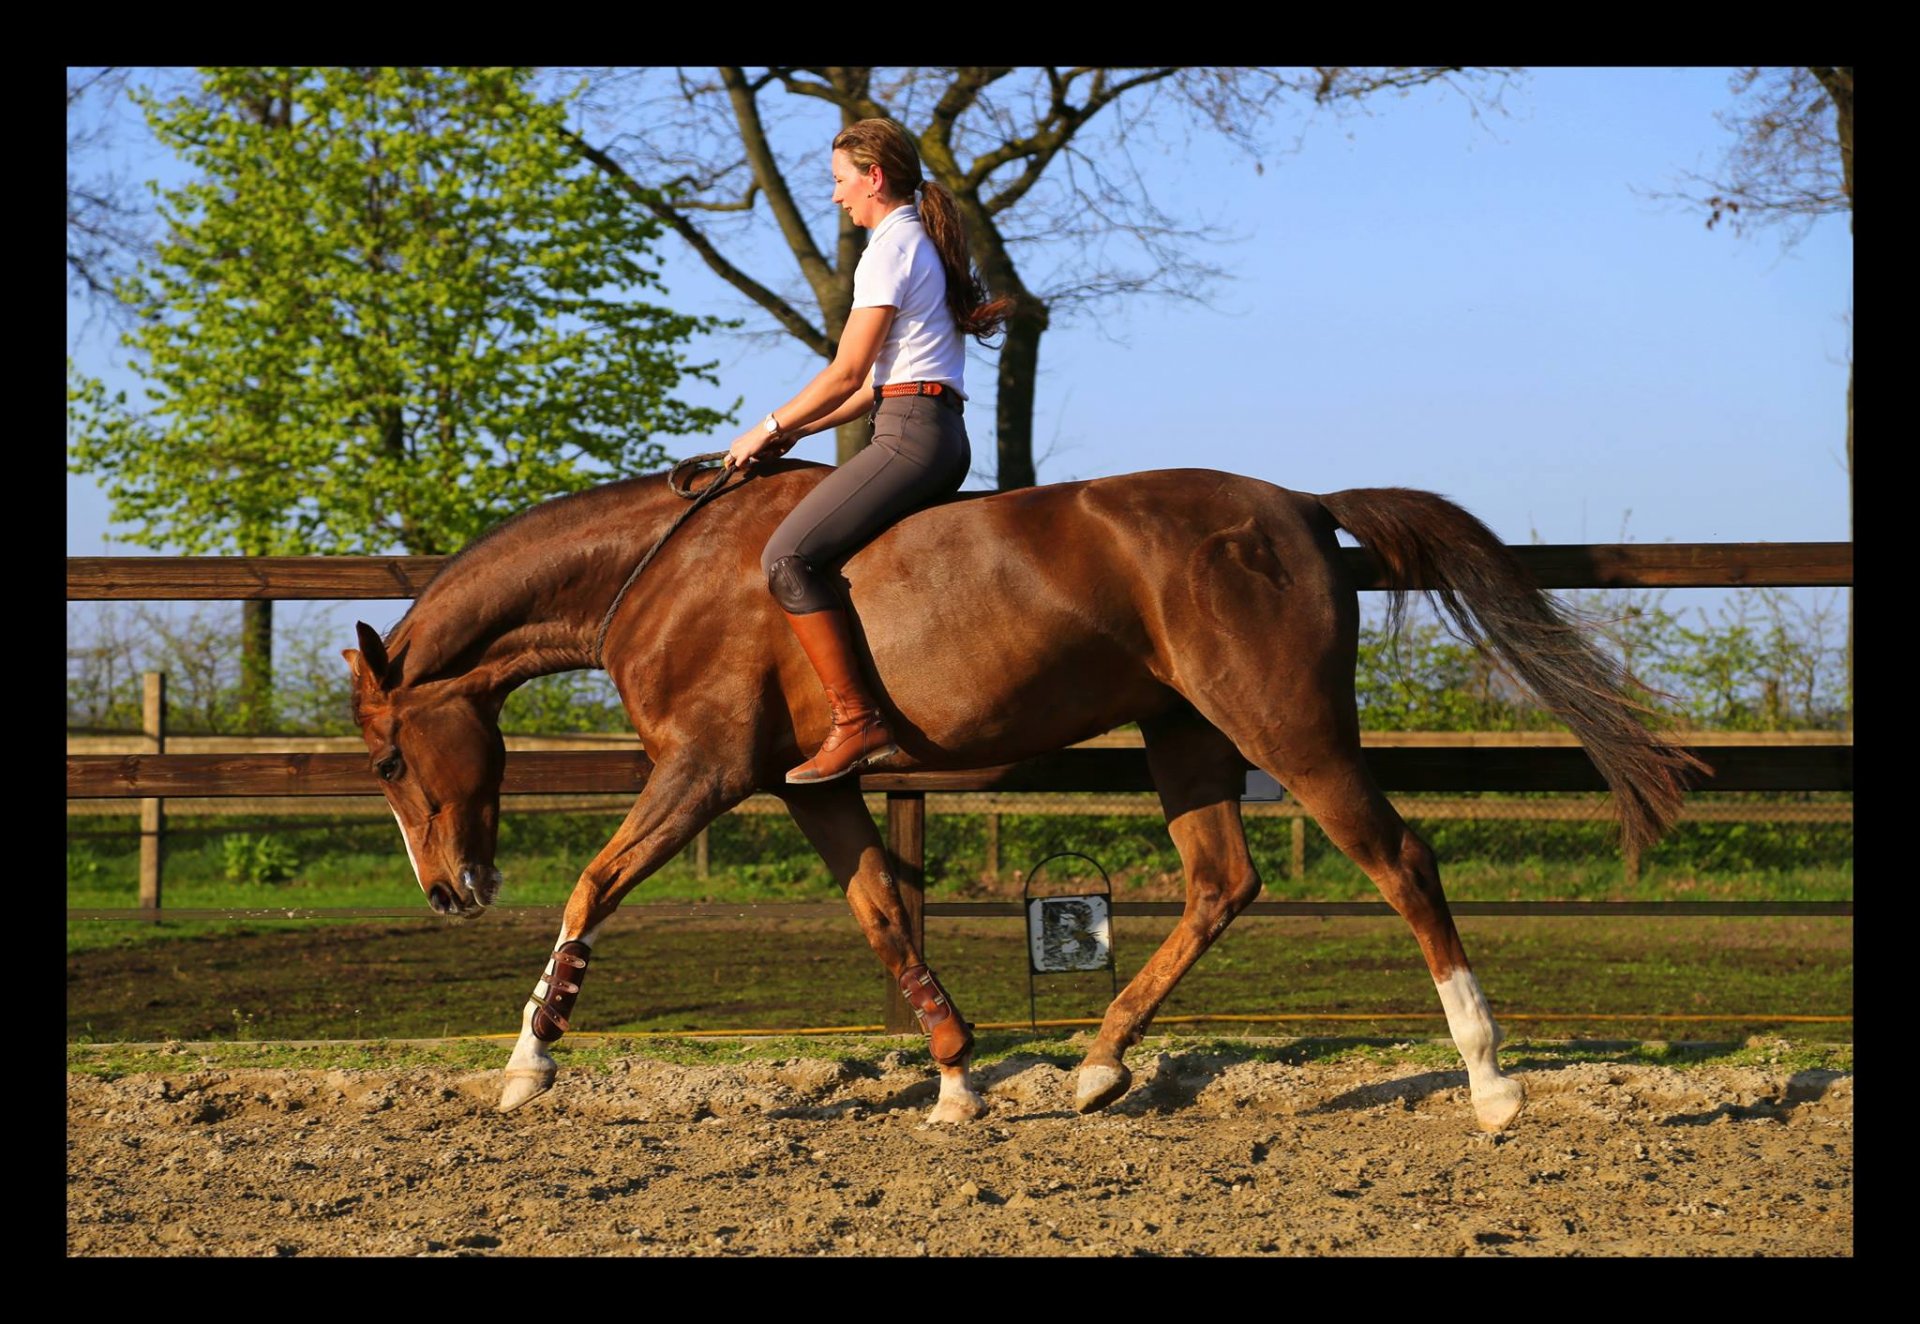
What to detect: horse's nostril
<box><xmin>428</xmin><ymin>884</ymin><xmax>451</xmax><ymax>914</ymax></box>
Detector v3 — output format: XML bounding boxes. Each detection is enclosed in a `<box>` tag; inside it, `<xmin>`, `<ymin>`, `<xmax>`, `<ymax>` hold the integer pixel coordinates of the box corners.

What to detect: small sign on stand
<box><xmin>1243</xmin><ymin>769</ymin><xmax>1286</xmax><ymax>801</ymax></box>
<box><xmin>1024</xmin><ymin>851</ymin><xmax>1118</xmax><ymax>1032</ymax></box>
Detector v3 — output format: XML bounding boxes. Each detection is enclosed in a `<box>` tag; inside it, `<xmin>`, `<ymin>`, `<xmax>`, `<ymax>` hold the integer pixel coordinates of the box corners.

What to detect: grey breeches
<box><xmin>762</xmin><ymin>395</ymin><xmax>972</xmax><ymax>615</ymax></box>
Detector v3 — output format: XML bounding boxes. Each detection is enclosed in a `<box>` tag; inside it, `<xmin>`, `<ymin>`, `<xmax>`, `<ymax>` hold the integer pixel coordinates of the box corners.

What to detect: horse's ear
<box><xmin>384</xmin><ymin>641</ymin><xmax>410</xmax><ymax>689</ymax></box>
<box><xmin>344</xmin><ymin>621</ymin><xmax>389</xmax><ymax>690</ymax></box>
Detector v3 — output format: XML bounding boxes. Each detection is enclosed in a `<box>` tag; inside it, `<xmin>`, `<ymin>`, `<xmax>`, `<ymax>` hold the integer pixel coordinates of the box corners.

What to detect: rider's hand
<box><xmin>723</xmin><ymin>431</ymin><xmax>756</xmax><ymax>471</ymax></box>
<box><xmin>725</xmin><ymin>426</ymin><xmax>784</xmax><ymax>472</ymax></box>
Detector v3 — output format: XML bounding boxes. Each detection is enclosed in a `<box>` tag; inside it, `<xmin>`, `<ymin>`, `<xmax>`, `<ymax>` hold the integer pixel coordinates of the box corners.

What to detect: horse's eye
<box><xmin>376</xmin><ymin>753</ymin><xmax>403</xmax><ymax>782</ymax></box>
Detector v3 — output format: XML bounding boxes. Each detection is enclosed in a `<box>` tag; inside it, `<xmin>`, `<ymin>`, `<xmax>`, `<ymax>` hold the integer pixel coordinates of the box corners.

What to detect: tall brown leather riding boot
<box><xmin>783</xmin><ymin>607</ymin><xmax>901</xmax><ymax>784</ymax></box>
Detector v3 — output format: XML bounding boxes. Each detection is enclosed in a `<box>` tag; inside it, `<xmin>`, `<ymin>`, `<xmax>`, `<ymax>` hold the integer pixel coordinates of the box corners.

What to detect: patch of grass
<box><xmin>65</xmin><ymin>1038</ymin><xmax>510</xmax><ymax>1079</ymax></box>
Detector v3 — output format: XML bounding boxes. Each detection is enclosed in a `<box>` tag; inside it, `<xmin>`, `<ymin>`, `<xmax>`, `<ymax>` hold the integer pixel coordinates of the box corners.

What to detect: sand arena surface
<box><xmin>67</xmin><ymin>1049</ymin><xmax>1851</xmax><ymax>1256</ymax></box>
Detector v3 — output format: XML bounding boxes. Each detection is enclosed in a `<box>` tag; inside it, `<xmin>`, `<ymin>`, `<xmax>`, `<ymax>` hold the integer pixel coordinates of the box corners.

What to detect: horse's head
<box><xmin>343</xmin><ymin>621</ymin><xmax>506</xmax><ymax>918</ymax></box>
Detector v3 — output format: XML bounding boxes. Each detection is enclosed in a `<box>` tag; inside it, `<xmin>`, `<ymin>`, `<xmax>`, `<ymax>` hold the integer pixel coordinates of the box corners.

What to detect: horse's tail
<box><xmin>1315</xmin><ymin>486</ymin><xmax>1709</xmax><ymax>852</ymax></box>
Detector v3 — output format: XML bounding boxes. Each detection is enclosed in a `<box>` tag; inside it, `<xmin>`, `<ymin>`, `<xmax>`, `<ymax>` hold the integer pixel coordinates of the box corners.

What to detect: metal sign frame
<box><xmin>1023</xmin><ymin>850</ymin><xmax>1119</xmax><ymax>1031</ymax></box>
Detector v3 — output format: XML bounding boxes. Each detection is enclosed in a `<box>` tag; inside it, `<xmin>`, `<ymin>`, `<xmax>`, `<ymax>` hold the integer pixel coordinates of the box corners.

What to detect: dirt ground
<box><xmin>67</xmin><ymin>1047</ymin><xmax>1851</xmax><ymax>1257</ymax></box>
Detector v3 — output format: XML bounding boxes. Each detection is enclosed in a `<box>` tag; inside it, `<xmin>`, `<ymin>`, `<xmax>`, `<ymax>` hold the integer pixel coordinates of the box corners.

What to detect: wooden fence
<box><xmin>66</xmin><ymin>543</ymin><xmax>1854</xmax><ymax>1030</ymax></box>
<box><xmin>67</xmin><ymin>723</ymin><xmax>1852</xmax><ymax>887</ymax></box>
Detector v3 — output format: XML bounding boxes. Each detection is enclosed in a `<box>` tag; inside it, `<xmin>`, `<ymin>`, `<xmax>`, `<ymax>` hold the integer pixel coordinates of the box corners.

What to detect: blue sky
<box><xmin>67</xmin><ymin>68</ymin><xmax>1851</xmax><ymax>640</ymax></box>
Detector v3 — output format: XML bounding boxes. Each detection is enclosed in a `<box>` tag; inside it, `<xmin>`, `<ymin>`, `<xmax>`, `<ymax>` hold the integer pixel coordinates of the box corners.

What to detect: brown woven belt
<box><xmin>874</xmin><ymin>380</ymin><xmax>964</xmax><ymax>415</ymax></box>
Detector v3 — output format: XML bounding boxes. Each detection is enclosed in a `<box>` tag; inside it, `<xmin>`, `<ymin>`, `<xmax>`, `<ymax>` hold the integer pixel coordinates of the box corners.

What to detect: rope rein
<box><xmin>593</xmin><ymin>452</ymin><xmax>743</xmax><ymax>669</ymax></box>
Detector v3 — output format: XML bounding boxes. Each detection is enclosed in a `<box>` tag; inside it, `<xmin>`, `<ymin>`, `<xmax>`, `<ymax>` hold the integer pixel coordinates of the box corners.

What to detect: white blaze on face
<box><xmin>390</xmin><ymin>807</ymin><xmax>427</xmax><ymax>890</ymax></box>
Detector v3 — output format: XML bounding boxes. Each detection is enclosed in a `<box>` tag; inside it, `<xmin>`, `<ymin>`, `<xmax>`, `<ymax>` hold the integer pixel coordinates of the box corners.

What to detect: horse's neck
<box><xmin>388</xmin><ymin>478</ymin><xmax>686</xmax><ymax>695</ymax></box>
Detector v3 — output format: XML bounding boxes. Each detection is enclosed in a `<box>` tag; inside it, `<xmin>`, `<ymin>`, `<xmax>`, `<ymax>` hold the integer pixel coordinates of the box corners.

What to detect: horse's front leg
<box><xmin>498</xmin><ymin>762</ymin><xmax>743</xmax><ymax>1112</ymax></box>
<box><xmin>780</xmin><ymin>783</ymin><xmax>987</xmax><ymax>1124</ymax></box>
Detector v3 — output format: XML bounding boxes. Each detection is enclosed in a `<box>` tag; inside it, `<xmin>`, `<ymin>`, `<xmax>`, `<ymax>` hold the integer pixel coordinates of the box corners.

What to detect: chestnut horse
<box><xmin>344</xmin><ymin>462</ymin><xmax>1701</xmax><ymax>1130</ymax></box>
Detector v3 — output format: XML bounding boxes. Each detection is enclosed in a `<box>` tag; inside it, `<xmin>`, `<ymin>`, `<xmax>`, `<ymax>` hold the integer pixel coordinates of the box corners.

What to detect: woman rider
<box><xmin>725</xmin><ymin>117</ymin><xmax>1011</xmax><ymax>785</ymax></box>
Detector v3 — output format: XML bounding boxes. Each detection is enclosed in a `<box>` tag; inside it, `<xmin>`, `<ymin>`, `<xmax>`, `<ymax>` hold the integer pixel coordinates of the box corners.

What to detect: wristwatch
<box><xmin>763</xmin><ymin>413</ymin><xmax>781</xmax><ymax>436</ymax></box>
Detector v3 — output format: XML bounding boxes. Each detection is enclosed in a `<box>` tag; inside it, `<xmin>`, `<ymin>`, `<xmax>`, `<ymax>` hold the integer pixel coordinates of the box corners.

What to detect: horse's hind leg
<box><xmin>781</xmin><ymin>782</ymin><xmax>986</xmax><ymax>1124</ymax></box>
<box><xmin>1154</xmin><ymin>518</ymin><xmax>1523</xmax><ymax>1131</ymax></box>
<box><xmin>1242</xmin><ymin>732</ymin><xmax>1526</xmax><ymax>1132</ymax></box>
<box><xmin>1076</xmin><ymin>706</ymin><xmax>1264</xmax><ymax>1113</ymax></box>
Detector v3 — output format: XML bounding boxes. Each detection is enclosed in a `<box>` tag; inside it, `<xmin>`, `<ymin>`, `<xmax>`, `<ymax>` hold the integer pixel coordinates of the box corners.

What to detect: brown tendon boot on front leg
<box><xmin>783</xmin><ymin>606</ymin><xmax>901</xmax><ymax>783</ymax></box>
<box><xmin>529</xmin><ymin>941</ymin><xmax>591</xmax><ymax>1043</ymax></box>
<box><xmin>499</xmin><ymin>941</ymin><xmax>592</xmax><ymax>1111</ymax></box>
<box><xmin>898</xmin><ymin>963</ymin><xmax>975</xmax><ymax>1066</ymax></box>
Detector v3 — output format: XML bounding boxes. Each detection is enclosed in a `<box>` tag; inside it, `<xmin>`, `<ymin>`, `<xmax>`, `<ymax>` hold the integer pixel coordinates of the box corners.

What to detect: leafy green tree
<box><xmin>67</xmin><ymin>67</ymin><xmax>734</xmax><ymax>727</ymax></box>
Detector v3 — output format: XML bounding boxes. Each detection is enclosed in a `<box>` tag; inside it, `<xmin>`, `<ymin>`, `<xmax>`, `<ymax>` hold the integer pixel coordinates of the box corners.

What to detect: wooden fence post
<box><xmin>139</xmin><ymin>671</ymin><xmax>166</xmax><ymax>920</ymax></box>
<box><xmin>1291</xmin><ymin>814</ymin><xmax>1306</xmax><ymax>882</ymax></box>
<box><xmin>882</xmin><ymin>791</ymin><xmax>927</xmax><ymax>1033</ymax></box>
<box><xmin>694</xmin><ymin>826</ymin><xmax>710</xmax><ymax>879</ymax></box>
<box><xmin>1624</xmin><ymin>837</ymin><xmax>1641</xmax><ymax>891</ymax></box>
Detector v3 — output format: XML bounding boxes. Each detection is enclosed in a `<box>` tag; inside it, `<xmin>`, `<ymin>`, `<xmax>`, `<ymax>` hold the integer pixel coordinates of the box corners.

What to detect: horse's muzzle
<box><xmin>426</xmin><ymin>885</ymin><xmax>480</xmax><ymax>919</ymax></box>
<box><xmin>427</xmin><ymin>866</ymin><xmax>503</xmax><ymax>917</ymax></box>
<box><xmin>461</xmin><ymin>864</ymin><xmax>503</xmax><ymax>908</ymax></box>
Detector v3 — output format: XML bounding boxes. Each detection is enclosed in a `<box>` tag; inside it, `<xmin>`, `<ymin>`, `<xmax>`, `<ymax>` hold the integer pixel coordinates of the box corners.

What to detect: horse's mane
<box><xmin>433</xmin><ymin>473</ymin><xmax>661</xmax><ymax>583</ymax></box>
<box><xmin>386</xmin><ymin>471</ymin><xmax>668</xmax><ymax>645</ymax></box>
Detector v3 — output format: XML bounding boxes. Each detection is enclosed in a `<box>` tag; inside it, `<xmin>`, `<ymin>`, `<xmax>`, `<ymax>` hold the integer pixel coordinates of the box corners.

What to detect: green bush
<box><xmin>67</xmin><ymin>843</ymin><xmax>105</xmax><ymax>886</ymax></box>
<box><xmin>220</xmin><ymin>833</ymin><xmax>301</xmax><ymax>886</ymax></box>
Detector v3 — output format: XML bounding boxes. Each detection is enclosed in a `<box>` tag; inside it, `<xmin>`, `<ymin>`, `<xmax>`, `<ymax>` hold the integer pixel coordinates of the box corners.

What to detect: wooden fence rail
<box><xmin>65</xmin><ymin>744</ymin><xmax>1851</xmax><ymax>799</ymax></box>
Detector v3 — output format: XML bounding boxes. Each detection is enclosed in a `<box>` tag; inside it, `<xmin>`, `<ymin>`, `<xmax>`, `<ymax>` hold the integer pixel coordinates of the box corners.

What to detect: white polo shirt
<box><xmin>852</xmin><ymin>203</ymin><xmax>966</xmax><ymax>397</ymax></box>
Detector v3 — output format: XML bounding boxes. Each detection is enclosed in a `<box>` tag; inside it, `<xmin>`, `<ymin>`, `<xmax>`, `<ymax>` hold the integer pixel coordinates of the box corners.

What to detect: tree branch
<box><xmin>720</xmin><ymin>66</ymin><xmax>840</xmax><ymax>315</ymax></box>
<box><xmin>974</xmin><ymin>68</ymin><xmax>1181</xmax><ymax>216</ymax></box>
<box><xmin>562</xmin><ymin>124</ymin><xmax>829</xmax><ymax>356</ymax></box>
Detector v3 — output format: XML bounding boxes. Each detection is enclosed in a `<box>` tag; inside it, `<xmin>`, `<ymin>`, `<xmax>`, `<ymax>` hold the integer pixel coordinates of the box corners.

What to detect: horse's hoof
<box><xmin>1473</xmin><ymin>1076</ymin><xmax>1526</xmax><ymax>1132</ymax></box>
<box><xmin>926</xmin><ymin>1094</ymin><xmax>990</xmax><ymax>1125</ymax></box>
<box><xmin>1074</xmin><ymin>1062</ymin><xmax>1132</xmax><ymax>1114</ymax></box>
<box><xmin>498</xmin><ymin>1066</ymin><xmax>557</xmax><ymax>1113</ymax></box>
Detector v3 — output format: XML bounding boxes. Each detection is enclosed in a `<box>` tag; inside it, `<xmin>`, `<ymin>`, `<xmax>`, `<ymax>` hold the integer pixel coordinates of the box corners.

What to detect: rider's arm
<box><xmin>792</xmin><ymin>364</ymin><xmax>879</xmax><ymax>439</ymax></box>
<box><xmin>726</xmin><ymin>306</ymin><xmax>895</xmax><ymax>469</ymax></box>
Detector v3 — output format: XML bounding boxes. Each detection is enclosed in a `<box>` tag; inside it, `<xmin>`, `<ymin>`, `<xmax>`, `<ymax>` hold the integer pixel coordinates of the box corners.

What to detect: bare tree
<box><xmin>553</xmin><ymin>66</ymin><xmax>1515</xmax><ymax>487</ymax></box>
<box><xmin>1675</xmin><ymin>68</ymin><xmax>1853</xmax><ymax>243</ymax></box>
<box><xmin>1656</xmin><ymin>67</ymin><xmax>1852</xmax><ymax>727</ymax></box>
<box><xmin>66</xmin><ymin>67</ymin><xmax>150</xmax><ymax>324</ymax></box>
